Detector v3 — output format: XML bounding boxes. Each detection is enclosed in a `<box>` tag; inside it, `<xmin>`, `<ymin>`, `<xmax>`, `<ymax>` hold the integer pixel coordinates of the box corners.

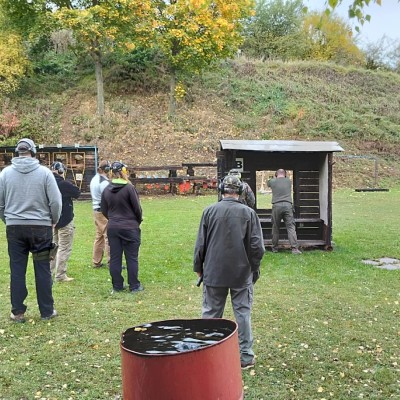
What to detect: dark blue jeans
<box><xmin>108</xmin><ymin>228</ymin><xmax>141</xmax><ymax>291</ymax></box>
<box><xmin>7</xmin><ymin>225</ymin><xmax>54</xmax><ymax>318</ymax></box>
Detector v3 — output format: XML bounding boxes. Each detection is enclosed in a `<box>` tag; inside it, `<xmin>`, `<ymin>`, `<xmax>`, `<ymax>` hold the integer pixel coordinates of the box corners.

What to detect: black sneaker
<box><xmin>41</xmin><ymin>309</ymin><xmax>58</xmax><ymax>320</ymax></box>
<box><xmin>130</xmin><ymin>285</ymin><xmax>144</xmax><ymax>294</ymax></box>
<box><xmin>241</xmin><ymin>357</ymin><xmax>256</xmax><ymax>370</ymax></box>
<box><xmin>111</xmin><ymin>285</ymin><xmax>128</xmax><ymax>294</ymax></box>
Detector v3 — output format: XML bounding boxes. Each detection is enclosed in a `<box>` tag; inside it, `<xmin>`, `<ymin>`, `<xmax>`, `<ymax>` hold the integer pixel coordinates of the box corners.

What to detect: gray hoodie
<box><xmin>0</xmin><ymin>157</ymin><xmax>62</xmax><ymax>226</ymax></box>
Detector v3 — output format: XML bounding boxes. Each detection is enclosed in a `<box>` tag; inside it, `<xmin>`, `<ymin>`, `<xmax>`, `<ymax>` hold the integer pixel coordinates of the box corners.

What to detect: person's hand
<box><xmin>252</xmin><ymin>270</ymin><xmax>260</xmax><ymax>284</ymax></box>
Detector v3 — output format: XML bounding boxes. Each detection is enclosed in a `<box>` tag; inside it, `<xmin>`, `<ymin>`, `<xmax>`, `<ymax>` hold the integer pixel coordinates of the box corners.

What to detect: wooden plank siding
<box><xmin>0</xmin><ymin>145</ymin><xmax>98</xmax><ymax>193</ymax></box>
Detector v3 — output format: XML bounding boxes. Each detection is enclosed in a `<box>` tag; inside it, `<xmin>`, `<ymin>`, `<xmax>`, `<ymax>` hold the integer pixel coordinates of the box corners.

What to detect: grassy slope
<box><xmin>3</xmin><ymin>58</ymin><xmax>400</xmax><ymax>187</ymax></box>
<box><xmin>0</xmin><ymin>190</ymin><xmax>399</xmax><ymax>399</ymax></box>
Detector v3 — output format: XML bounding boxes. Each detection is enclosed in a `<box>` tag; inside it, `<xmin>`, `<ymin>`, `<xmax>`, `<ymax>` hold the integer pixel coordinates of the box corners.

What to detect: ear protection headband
<box><xmin>51</xmin><ymin>161</ymin><xmax>65</xmax><ymax>174</ymax></box>
<box><xmin>15</xmin><ymin>138</ymin><xmax>37</xmax><ymax>156</ymax></box>
<box><xmin>100</xmin><ymin>161</ymin><xmax>111</xmax><ymax>173</ymax></box>
<box><xmin>275</xmin><ymin>169</ymin><xmax>287</xmax><ymax>178</ymax></box>
<box><xmin>218</xmin><ymin>177</ymin><xmax>244</xmax><ymax>195</ymax></box>
<box><xmin>111</xmin><ymin>161</ymin><xmax>127</xmax><ymax>174</ymax></box>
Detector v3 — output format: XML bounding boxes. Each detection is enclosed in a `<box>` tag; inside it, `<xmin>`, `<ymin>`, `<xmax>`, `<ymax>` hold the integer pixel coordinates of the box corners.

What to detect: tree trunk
<box><xmin>91</xmin><ymin>46</ymin><xmax>105</xmax><ymax>116</ymax></box>
<box><xmin>168</xmin><ymin>69</ymin><xmax>177</xmax><ymax>121</ymax></box>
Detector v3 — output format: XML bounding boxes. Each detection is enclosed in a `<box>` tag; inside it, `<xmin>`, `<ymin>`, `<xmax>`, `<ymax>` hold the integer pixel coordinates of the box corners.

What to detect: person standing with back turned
<box><xmin>267</xmin><ymin>169</ymin><xmax>301</xmax><ymax>254</ymax></box>
<box><xmin>50</xmin><ymin>161</ymin><xmax>81</xmax><ymax>282</ymax></box>
<box><xmin>194</xmin><ymin>174</ymin><xmax>265</xmax><ymax>369</ymax></box>
<box><xmin>0</xmin><ymin>138</ymin><xmax>62</xmax><ymax>322</ymax></box>
<box><xmin>101</xmin><ymin>162</ymin><xmax>143</xmax><ymax>294</ymax></box>
<box><xmin>90</xmin><ymin>160</ymin><xmax>110</xmax><ymax>268</ymax></box>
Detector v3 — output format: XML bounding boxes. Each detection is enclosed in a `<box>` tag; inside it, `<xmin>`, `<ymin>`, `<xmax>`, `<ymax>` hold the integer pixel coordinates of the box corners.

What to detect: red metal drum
<box><xmin>120</xmin><ymin>318</ymin><xmax>243</xmax><ymax>400</ymax></box>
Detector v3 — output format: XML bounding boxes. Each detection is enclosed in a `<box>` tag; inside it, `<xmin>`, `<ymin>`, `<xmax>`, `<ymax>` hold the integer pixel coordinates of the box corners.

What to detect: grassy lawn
<box><xmin>0</xmin><ymin>189</ymin><xmax>399</xmax><ymax>399</ymax></box>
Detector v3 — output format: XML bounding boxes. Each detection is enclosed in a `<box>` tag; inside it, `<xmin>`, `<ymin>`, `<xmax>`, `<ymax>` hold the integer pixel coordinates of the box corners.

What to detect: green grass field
<box><xmin>0</xmin><ymin>189</ymin><xmax>399</xmax><ymax>399</ymax></box>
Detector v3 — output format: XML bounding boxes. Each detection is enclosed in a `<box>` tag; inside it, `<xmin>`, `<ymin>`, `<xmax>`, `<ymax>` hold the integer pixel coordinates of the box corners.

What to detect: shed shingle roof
<box><xmin>220</xmin><ymin>140</ymin><xmax>344</xmax><ymax>152</ymax></box>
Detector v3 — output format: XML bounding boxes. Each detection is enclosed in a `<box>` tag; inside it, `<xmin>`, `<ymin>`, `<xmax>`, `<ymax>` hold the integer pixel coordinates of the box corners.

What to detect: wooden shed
<box><xmin>0</xmin><ymin>144</ymin><xmax>98</xmax><ymax>193</ymax></box>
<box><xmin>217</xmin><ymin>140</ymin><xmax>344</xmax><ymax>250</ymax></box>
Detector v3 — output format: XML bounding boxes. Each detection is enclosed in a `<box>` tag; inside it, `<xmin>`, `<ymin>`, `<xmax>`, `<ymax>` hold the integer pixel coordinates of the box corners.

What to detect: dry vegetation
<box><xmin>3</xmin><ymin>58</ymin><xmax>400</xmax><ymax>188</ymax></box>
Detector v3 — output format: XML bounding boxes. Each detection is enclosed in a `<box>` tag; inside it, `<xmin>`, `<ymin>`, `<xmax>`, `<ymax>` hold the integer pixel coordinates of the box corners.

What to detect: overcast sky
<box><xmin>304</xmin><ymin>0</ymin><xmax>400</xmax><ymax>47</ymax></box>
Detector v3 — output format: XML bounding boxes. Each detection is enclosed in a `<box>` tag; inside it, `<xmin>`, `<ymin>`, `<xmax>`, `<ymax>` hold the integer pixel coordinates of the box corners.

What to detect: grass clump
<box><xmin>0</xmin><ymin>190</ymin><xmax>399</xmax><ymax>399</ymax></box>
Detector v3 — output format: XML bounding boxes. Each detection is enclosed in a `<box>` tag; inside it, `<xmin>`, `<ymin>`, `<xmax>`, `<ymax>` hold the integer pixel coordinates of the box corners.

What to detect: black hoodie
<box><xmin>54</xmin><ymin>173</ymin><xmax>81</xmax><ymax>229</ymax></box>
<box><xmin>101</xmin><ymin>180</ymin><xmax>142</xmax><ymax>230</ymax></box>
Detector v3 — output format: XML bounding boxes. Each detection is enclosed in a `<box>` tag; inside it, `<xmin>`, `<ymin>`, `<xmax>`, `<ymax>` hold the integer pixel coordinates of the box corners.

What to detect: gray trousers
<box><xmin>271</xmin><ymin>202</ymin><xmax>299</xmax><ymax>249</ymax></box>
<box><xmin>202</xmin><ymin>285</ymin><xmax>254</xmax><ymax>364</ymax></box>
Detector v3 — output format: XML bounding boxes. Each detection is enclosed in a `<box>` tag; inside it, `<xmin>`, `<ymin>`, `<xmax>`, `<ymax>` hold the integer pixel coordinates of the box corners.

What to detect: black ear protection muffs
<box><xmin>100</xmin><ymin>161</ymin><xmax>111</xmax><ymax>173</ymax></box>
<box><xmin>218</xmin><ymin>175</ymin><xmax>244</xmax><ymax>195</ymax></box>
<box><xmin>51</xmin><ymin>161</ymin><xmax>65</xmax><ymax>174</ymax></box>
<box><xmin>15</xmin><ymin>138</ymin><xmax>37</xmax><ymax>156</ymax></box>
<box><xmin>111</xmin><ymin>161</ymin><xmax>127</xmax><ymax>174</ymax></box>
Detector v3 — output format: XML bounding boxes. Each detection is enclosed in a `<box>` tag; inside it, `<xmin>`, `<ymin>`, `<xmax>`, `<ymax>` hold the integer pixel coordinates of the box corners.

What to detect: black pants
<box><xmin>108</xmin><ymin>227</ymin><xmax>141</xmax><ymax>291</ymax></box>
<box><xmin>7</xmin><ymin>225</ymin><xmax>54</xmax><ymax>318</ymax></box>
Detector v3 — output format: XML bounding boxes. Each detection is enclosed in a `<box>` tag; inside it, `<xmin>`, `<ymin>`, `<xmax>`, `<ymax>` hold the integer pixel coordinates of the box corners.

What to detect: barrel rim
<box><xmin>120</xmin><ymin>318</ymin><xmax>238</xmax><ymax>357</ymax></box>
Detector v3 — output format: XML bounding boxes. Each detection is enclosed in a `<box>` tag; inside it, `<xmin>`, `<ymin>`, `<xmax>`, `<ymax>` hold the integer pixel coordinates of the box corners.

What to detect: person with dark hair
<box><xmin>194</xmin><ymin>174</ymin><xmax>265</xmax><ymax>370</ymax></box>
<box><xmin>50</xmin><ymin>162</ymin><xmax>81</xmax><ymax>282</ymax></box>
<box><xmin>267</xmin><ymin>169</ymin><xmax>301</xmax><ymax>254</ymax></box>
<box><xmin>0</xmin><ymin>138</ymin><xmax>62</xmax><ymax>322</ymax></box>
<box><xmin>90</xmin><ymin>160</ymin><xmax>111</xmax><ymax>268</ymax></box>
<box><xmin>228</xmin><ymin>169</ymin><xmax>255</xmax><ymax>208</ymax></box>
<box><xmin>101</xmin><ymin>162</ymin><xmax>143</xmax><ymax>294</ymax></box>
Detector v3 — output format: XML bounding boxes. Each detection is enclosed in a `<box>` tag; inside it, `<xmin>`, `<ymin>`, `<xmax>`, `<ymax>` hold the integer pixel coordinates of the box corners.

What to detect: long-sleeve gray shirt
<box><xmin>0</xmin><ymin>157</ymin><xmax>62</xmax><ymax>226</ymax></box>
<box><xmin>193</xmin><ymin>197</ymin><xmax>265</xmax><ymax>288</ymax></box>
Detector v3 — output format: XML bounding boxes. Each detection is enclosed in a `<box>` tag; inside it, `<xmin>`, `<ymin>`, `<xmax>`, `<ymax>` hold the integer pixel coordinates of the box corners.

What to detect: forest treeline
<box><xmin>1</xmin><ymin>0</ymin><xmax>399</xmax><ymax>124</ymax></box>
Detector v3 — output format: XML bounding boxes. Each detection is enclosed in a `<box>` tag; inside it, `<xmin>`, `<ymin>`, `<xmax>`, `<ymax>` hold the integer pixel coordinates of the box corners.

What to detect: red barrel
<box><xmin>120</xmin><ymin>318</ymin><xmax>243</xmax><ymax>400</ymax></box>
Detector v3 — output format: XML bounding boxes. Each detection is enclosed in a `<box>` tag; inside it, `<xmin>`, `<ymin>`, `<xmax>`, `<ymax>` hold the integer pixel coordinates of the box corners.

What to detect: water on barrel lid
<box><xmin>122</xmin><ymin>321</ymin><xmax>232</xmax><ymax>354</ymax></box>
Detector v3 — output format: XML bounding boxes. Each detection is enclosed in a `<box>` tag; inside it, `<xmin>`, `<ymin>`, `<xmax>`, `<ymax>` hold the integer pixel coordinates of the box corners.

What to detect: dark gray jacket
<box><xmin>193</xmin><ymin>197</ymin><xmax>265</xmax><ymax>288</ymax></box>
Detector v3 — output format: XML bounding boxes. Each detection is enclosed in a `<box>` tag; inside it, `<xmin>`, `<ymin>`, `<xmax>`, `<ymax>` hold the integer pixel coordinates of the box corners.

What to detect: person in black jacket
<box><xmin>101</xmin><ymin>161</ymin><xmax>143</xmax><ymax>294</ymax></box>
<box><xmin>194</xmin><ymin>175</ymin><xmax>265</xmax><ymax>370</ymax></box>
<box><xmin>50</xmin><ymin>162</ymin><xmax>81</xmax><ymax>282</ymax></box>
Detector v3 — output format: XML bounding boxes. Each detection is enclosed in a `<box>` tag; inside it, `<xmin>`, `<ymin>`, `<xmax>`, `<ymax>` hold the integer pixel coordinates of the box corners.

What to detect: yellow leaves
<box><xmin>175</xmin><ymin>82</ymin><xmax>186</xmax><ymax>101</ymax></box>
<box><xmin>303</xmin><ymin>12</ymin><xmax>365</xmax><ymax>65</ymax></box>
<box><xmin>0</xmin><ymin>32</ymin><xmax>29</xmax><ymax>95</ymax></box>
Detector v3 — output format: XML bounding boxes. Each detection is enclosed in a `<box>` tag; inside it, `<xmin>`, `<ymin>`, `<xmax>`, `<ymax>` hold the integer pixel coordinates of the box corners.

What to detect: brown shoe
<box><xmin>10</xmin><ymin>312</ymin><xmax>25</xmax><ymax>323</ymax></box>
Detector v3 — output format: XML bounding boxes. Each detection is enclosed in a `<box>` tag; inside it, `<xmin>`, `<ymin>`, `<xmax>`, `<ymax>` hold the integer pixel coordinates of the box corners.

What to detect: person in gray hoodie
<box><xmin>0</xmin><ymin>138</ymin><xmax>62</xmax><ymax>323</ymax></box>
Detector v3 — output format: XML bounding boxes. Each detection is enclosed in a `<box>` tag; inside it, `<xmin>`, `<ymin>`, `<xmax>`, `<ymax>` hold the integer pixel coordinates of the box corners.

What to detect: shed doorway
<box><xmin>256</xmin><ymin>170</ymin><xmax>294</xmax><ymax>210</ymax></box>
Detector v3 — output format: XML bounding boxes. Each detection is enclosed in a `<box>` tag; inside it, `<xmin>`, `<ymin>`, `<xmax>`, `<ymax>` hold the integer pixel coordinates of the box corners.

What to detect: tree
<box><xmin>153</xmin><ymin>0</ymin><xmax>255</xmax><ymax>119</ymax></box>
<box><xmin>324</xmin><ymin>0</ymin><xmax>400</xmax><ymax>29</ymax></box>
<box><xmin>0</xmin><ymin>6</ymin><xmax>30</xmax><ymax>96</ymax></box>
<box><xmin>303</xmin><ymin>12</ymin><xmax>365</xmax><ymax>66</ymax></box>
<box><xmin>53</xmin><ymin>0</ymin><xmax>154</xmax><ymax>116</ymax></box>
<box><xmin>242</xmin><ymin>0</ymin><xmax>308</xmax><ymax>60</ymax></box>
<box><xmin>364</xmin><ymin>36</ymin><xmax>400</xmax><ymax>71</ymax></box>
<box><xmin>0</xmin><ymin>0</ymin><xmax>154</xmax><ymax>116</ymax></box>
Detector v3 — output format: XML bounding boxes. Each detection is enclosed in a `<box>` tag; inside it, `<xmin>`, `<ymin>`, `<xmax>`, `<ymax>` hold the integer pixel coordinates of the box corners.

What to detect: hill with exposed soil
<box><xmin>3</xmin><ymin>58</ymin><xmax>400</xmax><ymax>188</ymax></box>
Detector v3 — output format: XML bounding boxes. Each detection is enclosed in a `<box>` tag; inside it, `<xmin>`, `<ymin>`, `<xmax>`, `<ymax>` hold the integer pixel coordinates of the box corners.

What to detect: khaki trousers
<box><xmin>50</xmin><ymin>221</ymin><xmax>75</xmax><ymax>280</ymax></box>
<box><xmin>92</xmin><ymin>211</ymin><xmax>110</xmax><ymax>266</ymax></box>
